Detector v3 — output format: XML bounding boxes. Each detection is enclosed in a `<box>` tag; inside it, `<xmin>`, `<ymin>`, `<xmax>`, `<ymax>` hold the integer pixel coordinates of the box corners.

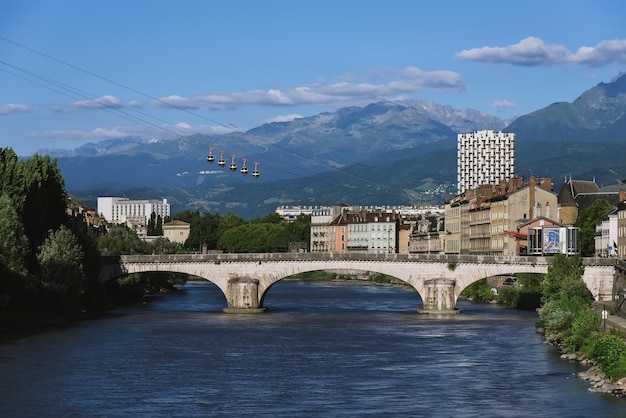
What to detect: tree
<box><xmin>0</xmin><ymin>193</ymin><xmax>29</xmax><ymax>276</ymax></box>
<box><xmin>98</xmin><ymin>224</ymin><xmax>146</xmax><ymax>256</ymax></box>
<box><xmin>218</xmin><ymin>211</ymin><xmax>245</xmax><ymax>237</ymax></box>
<box><xmin>21</xmin><ymin>154</ymin><xmax>68</xmax><ymax>265</ymax></box>
<box><xmin>286</xmin><ymin>214</ymin><xmax>311</xmax><ymax>248</ymax></box>
<box><xmin>176</xmin><ymin>210</ymin><xmax>220</xmax><ymax>251</ymax></box>
<box><xmin>542</xmin><ymin>254</ymin><xmax>585</xmax><ymax>303</ymax></box>
<box><xmin>146</xmin><ymin>237</ymin><xmax>185</xmax><ymax>254</ymax></box>
<box><xmin>147</xmin><ymin>212</ymin><xmax>157</xmax><ymax>236</ymax></box>
<box><xmin>156</xmin><ymin>214</ymin><xmax>163</xmax><ymax>235</ymax></box>
<box><xmin>574</xmin><ymin>199</ymin><xmax>613</xmax><ymax>256</ymax></box>
<box><xmin>0</xmin><ymin>148</ymin><xmax>25</xmax><ymax>211</ymax></box>
<box><xmin>36</xmin><ymin>225</ymin><xmax>85</xmax><ymax>314</ymax></box>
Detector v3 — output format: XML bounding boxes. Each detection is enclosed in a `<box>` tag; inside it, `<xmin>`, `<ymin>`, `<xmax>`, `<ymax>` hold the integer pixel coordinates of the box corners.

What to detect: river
<box><xmin>1</xmin><ymin>280</ymin><xmax>625</xmax><ymax>417</ymax></box>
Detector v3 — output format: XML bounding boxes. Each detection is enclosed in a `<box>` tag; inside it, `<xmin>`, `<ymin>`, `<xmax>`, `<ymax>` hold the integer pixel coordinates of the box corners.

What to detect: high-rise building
<box><xmin>457</xmin><ymin>130</ymin><xmax>515</xmax><ymax>193</ymax></box>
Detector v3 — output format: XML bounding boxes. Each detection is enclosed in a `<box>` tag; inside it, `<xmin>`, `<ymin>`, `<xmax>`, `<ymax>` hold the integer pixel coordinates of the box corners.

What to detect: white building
<box><xmin>346</xmin><ymin>211</ymin><xmax>398</xmax><ymax>254</ymax></box>
<box><xmin>97</xmin><ymin>197</ymin><xmax>170</xmax><ymax>226</ymax></box>
<box><xmin>595</xmin><ymin>207</ymin><xmax>619</xmax><ymax>257</ymax></box>
<box><xmin>457</xmin><ymin>130</ymin><xmax>515</xmax><ymax>193</ymax></box>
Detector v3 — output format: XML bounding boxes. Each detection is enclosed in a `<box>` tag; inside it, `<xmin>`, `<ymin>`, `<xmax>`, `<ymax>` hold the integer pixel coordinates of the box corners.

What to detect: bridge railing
<box><xmin>97</xmin><ymin>252</ymin><xmax>623</xmax><ymax>266</ymax></box>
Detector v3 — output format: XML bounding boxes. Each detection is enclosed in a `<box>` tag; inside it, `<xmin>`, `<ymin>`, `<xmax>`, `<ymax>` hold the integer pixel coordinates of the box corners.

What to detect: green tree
<box><xmin>36</xmin><ymin>225</ymin><xmax>85</xmax><ymax>314</ymax></box>
<box><xmin>147</xmin><ymin>212</ymin><xmax>164</xmax><ymax>236</ymax></box>
<box><xmin>542</xmin><ymin>254</ymin><xmax>584</xmax><ymax>303</ymax></box>
<box><xmin>460</xmin><ymin>279</ymin><xmax>496</xmax><ymax>302</ymax></box>
<box><xmin>21</xmin><ymin>154</ymin><xmax>68</xmax><ymax>259</ymax></box>
<box><xmin>146</xmin><ymin>237</ymin><xmax>185</xmax><ymax>254</ymax></box>
<box><xmin>147</xmin><ymin>212</ymin><xmax>157</xmax><ymax>236</ymax></box>
<box><xmin>286</xmin><ymin>214</ymin><xmax>311</xmax><ymax>249</ymax></box>
<box><xmin>98</xmin><ymin>224</ymin><xmax>146</xmax><ymax>256</ymax></box>
<box><xmin>176</xmin><ymin>210</ymin><xmax>220</xmax><ymax>251</ymax></box>
<box><xmin>574</xmin><ymin>199</ymin><xmax>613</xmax><ymax>256</ymax></box>
<box><xmin>0</xmin><ymin>148</ymin><xmax>25</xmax><ymax>211</ymax></box>
<box><xmin>156</xmin><ymin>214</ymin><xmax>163</xmax><ymax>235</ymax></box>
<box><xmin>0</xmin><ymin>193</ymin><xmax>29</xmax><ymax>276</ymax></box>
<box><xmin>218</xmin><ymin>211</ymin><xmax>245</xmax><ymax>237</ymax></box>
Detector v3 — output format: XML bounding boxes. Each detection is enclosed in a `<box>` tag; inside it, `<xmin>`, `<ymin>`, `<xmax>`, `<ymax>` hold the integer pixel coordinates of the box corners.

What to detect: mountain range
<box><xmin>53</xmin><ymin>73</ymin><xmax>626</xmax><ymax>219</ymax></box>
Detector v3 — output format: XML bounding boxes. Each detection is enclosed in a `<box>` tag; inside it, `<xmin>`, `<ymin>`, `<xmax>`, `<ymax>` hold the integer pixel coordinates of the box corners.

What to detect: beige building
<box><xmin>445</xmin><ymin>177</ymin><xmax>557</xmax><ymax>256</ymax></box>
<box><xmin>163</xmin><ymin>220</ymin><xmax>190</xmax><ymax>244</ymax></box>
<box><xmin>408</xmin><ymin>213</ymin><xmax>445</xmax><ymax>254</ymax></box>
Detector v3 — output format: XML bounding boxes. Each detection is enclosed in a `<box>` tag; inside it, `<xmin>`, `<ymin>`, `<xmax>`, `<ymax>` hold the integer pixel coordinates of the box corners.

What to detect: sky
<box><xmin>1</xmin><ymin>0</ymin><xmax>626</xmax><ymax>156</ymax></box>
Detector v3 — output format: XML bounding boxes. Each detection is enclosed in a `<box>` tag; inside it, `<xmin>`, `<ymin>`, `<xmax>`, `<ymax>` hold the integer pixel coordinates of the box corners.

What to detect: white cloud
<box><xmin>26</xmin><ymin>122</ymin><xmax>230</xmax><ymax>141</ymax></box>
<box><xmin>455</xmin><ymin>37</ymin><xmax>626</xmax><ymax>67</ymax></box>
<box><xmin>264</xmin><ymin>114</ymin><xmax>304</xmax><ymax>124</ymax></box>
<box><xmin>0</xmin><ymin>103</ymin><xmax>30</xmax><ymax>115</ymax></box>
<box><xmin>71</xmin><ymin>95</ymin><xmax>123</xmax><ymax>109</ymax></box>
<box><xmin>151</xmin><ymin>67</ymin><xmax>465</xmax><ymax>111</ymax></box>
<box><xmin>491</xmin><ymin>100</ymin><xmax>516</xmax><ymax>109</ymax></box>
<box><xmin>572</xmin><ymin>39</ymin><xmax>626</xmax><ymax>66</ymax></box>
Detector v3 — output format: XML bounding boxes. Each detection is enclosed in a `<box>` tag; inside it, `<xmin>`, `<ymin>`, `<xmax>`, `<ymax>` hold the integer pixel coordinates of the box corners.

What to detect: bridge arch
<box><xmin>100</xmin><ymin>253</ymin><xmax>622</xmax><ymax>313</ymax></box>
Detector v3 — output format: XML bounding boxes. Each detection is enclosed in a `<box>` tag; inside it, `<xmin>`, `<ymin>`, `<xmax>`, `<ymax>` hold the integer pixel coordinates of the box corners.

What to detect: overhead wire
<box><xmin>0</xmin><ymin>35</ymin><xmax>389</xmax><ymax>195</ymax></box>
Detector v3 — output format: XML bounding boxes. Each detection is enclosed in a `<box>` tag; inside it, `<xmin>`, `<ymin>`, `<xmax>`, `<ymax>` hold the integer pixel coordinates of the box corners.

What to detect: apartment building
<box><xmin>310</xmin><ymin>205</ymin><xmax>352</xmax><ymax>252</ymax></box>
<box><xmin>408</xmin><ymin>213</ymin><xmax>445</xmax><ymax>254</ymax></box>
<box><xmin>457</xmin><ymin>130</ymin><xmax>515</xmax><ymax>193</ymax></box>
<box><xmin>346</xmin><ymin>210</ymin><xmax>399</xmax><ymax>254</ymax></box>
<box><xmin>444</xmin><ymin>177</ymin><xmax>558</xmax><ymax>256</ymax></box>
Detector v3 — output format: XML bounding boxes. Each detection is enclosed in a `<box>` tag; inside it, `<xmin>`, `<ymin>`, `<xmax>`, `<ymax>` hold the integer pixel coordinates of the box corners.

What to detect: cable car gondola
<box><xmin>252</xmin><ymin>162</ymin><xmax>260</xmax><ymax>179</ymax></box>
<box><xmin>218</xmin><ymin>150</ymin><xmax>226</xmax><ymax>168</ymax></box>
<box><xmin>229</xmin><ymin>154</ymin><xmax>237</xmax><ymax>171</ymax></box>
<box><xmin>240</xmin><ymin>158</ymin><xmax>249</xmax><ymax>175</ymax></box>
<box><xmin>206</xmin><ymin>146</ymin><xmax>215</xmax><ymax>163</ymax></box>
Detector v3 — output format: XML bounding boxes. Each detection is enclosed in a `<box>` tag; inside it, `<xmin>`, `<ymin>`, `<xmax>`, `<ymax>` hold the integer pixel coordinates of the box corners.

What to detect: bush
<box><xmin>563</xmin><ymin>307</ymin><xmax>600</xmax><ymax>352</ymax></box>
<box><xmin>537</xmin><ymin>296</ymin><xmax>589</xmax><ymax>342</ymax></box>
<box><xmin>590</xmin><ymin>333</ymin><xmax>626</xmax><ymax>380</ymax></box>
<box><xmin>496</xmin><ymin>286</ymin><xmax>519</xmax><ymax>307</ymax></box>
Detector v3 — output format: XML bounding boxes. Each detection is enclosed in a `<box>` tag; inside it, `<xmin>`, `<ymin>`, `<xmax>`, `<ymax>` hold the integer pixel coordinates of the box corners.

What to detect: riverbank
<box><xmin>560</xmin><ymin>350</ymin><xmax>626</xmax><ymax>398</ymax></box>
<box><xmin>550</xmin><ymin>302</ymin><xmax>626</xmax><ymax>399</ymax></box>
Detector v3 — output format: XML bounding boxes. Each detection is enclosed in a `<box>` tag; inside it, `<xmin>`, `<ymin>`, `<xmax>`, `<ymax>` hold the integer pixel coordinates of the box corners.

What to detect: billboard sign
<box><xmin>543</xmin><ymin>228</ymin><xmax>561</xmax><ymax>254</ymax></box>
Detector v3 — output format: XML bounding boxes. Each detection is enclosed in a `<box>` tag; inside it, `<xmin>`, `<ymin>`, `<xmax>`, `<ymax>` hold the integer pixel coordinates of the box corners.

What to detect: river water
<box><xmin>1</xmin><ymin>280</ymin><xmax>625</xmax><ymax>417</ymax></box>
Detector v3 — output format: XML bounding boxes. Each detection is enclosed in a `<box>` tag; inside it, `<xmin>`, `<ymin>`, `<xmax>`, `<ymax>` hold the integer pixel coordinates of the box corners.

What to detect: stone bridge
<box><xmin>99</xmin><ymin>253</ymin><xmax>625</xmax><ymax>314</ymax></box>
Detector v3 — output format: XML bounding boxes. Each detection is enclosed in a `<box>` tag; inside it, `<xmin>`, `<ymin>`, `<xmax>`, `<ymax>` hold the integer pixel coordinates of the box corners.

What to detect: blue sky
<box><xmin>1</xmin><ymin>0</ymin><xmax>626</xmax><ymax>156</ymax></box>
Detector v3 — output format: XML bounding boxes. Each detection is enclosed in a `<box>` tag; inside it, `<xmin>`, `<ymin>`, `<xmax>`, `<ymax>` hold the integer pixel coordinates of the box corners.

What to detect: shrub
<box><xmin>563</xmin><ymin>307</ymin><xmax>600</xmax><ymax>352</ymax></box>
<box><xmin>496</xmin><ymin>286</ymin><xmax>519</xmax><ymax>307</ymax></box>
<box><xmin>590</xmin><ymin>333</ymin><xmax>626</xmax><ymax>380</ymax></box>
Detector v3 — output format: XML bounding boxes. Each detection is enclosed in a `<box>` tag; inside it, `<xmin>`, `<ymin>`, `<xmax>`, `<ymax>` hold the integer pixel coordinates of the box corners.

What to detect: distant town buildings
<box><xmin>309</xmin><ymin>204</ymin><xmax>443</xmax><ymax>254</ymax></box>
<box><xmin>457</xmin><ymin>130</ymin><xmax>515</xmax><ymax>193</ymax></box>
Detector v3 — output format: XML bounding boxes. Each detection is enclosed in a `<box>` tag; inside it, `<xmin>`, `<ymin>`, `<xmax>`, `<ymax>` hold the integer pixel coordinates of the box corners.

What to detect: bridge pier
<box><xmin>418</xmin><ymin>278</ymin><xmax>459</xmax><ymax>315</ymax></box>
<box><xmin>223</xmin><ymin>277</ymin><xmax>266</xmax><ymax>314</ymax></box>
